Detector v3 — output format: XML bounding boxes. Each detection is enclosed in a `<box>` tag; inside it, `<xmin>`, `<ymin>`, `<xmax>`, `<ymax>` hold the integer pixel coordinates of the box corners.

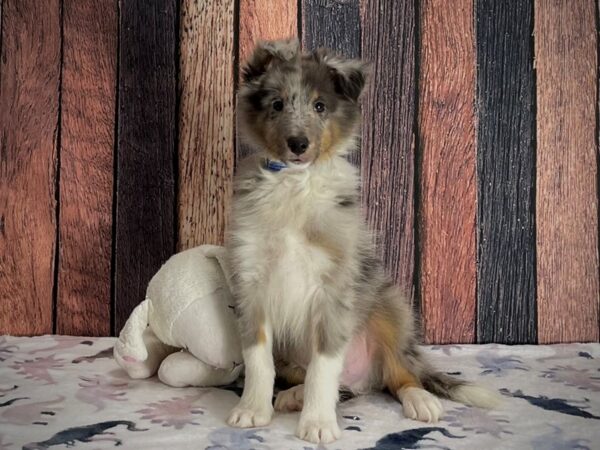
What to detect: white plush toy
<box><xmin>113</xmin><ymin>245</ymin><xmax>243</xmax><ymax>387</ymax></box>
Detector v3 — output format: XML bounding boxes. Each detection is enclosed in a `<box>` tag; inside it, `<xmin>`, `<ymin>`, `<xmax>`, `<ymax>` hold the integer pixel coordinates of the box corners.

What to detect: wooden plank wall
<box><xmin>0</xmin><ymin>0</ymin><xmax>598</xmax><ymax>344</ymax></box>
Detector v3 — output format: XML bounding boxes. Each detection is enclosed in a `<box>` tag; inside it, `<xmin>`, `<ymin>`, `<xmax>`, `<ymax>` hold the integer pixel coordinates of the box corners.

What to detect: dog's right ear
<box><xmin>242</xmin><ymin>38</ymin><xmax>299</xmax><ymax>83</ymax></box>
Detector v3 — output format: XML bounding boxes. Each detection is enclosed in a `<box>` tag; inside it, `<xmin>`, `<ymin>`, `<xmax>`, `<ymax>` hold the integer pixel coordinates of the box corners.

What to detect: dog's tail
<box><xmin>421</xmin><ymin>370</ymin><xmax>501</xmax><ymax>409</ymax></box>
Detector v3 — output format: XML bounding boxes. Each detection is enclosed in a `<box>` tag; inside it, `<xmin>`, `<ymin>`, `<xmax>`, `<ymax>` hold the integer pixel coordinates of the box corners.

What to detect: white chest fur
<box><xmin>230</xmin><ymin>158</ymin><xmax>359</xmax><ymax>352</ymax></box>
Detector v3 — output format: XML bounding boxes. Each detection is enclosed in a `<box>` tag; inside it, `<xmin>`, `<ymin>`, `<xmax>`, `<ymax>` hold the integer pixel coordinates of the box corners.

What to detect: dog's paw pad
<box><xmin>227</xmin><ymin>404</ymin><xmax>273</xmax><ymax>428</ymax></box>
<box><xmin>275</xmin><ymin>385</ymin><xmax>304</xmax><ymax>412</ymax></box>
<box><xmin>399</xmin><ymin>387</ymin><xmax>443</xmax><ymax>423</ymax></box>
<box><xmin>296</xmin><ymin>418</ymin><xmax>341</xmax><ymax>444</ymax></box>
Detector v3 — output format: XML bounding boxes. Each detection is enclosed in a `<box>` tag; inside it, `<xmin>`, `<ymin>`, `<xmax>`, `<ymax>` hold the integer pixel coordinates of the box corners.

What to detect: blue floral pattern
<box><xmin>0</xmin><ymin>336</ymin><xmax>598</xmax><ymax>449</ymax></box>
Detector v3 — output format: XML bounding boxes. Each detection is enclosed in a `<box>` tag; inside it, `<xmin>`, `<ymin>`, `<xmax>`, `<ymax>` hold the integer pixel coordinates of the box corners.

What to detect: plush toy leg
<box><xmin>114</xmin><ymin>327</ymin><xmax>177</xmax><ymax>379</ymax></box>
<box><xmin>158</xmin><ymin>350</ymin><xmax>243</xmax><ymax>388</ymax></box>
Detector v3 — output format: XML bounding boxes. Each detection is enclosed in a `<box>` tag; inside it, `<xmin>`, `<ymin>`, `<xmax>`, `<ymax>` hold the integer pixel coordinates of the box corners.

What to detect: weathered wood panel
<box><xmin>301</xmin><ymin>0</ymin><xmax>361</xmax><ymax>167</ymax></box>
<box><xmin>56</xmin><ymin>0</ymin><xmax>118</xmax><ymax>336</ymax></box>
<box><xmin>535</xmin><ymin>0</ymin><xmax>599</xmax><ymax>343</ymax></box>
<box><xmin>0</xmin><ymin>0</ymin><xmax>61</xmax><ymax>335</ymax></box>
<box><xmin>418</xmin><ymin>0</ymin><xmax>476</xmax><ymax>344</ymax></box>
<box><xmin>178</xmin><ymin>0</ymin><xmax>235</xmax><ymax>249</ymax></box>
<box><xmin>115</xmin><ymin>0</ymin><xmax>177</xmax><ymax>332</ymax></box>
<box><xmin>360</xmin><ymin>0</ymin><xmax>416</xmax><ymax>294</ymax></box>
<box><xmin>239</xmin><ymin>0</ymin><xmax>297</xmax><ymax>68</ymax></box>
<box><xmin>476</xmin><ymin>0</ymin><xmax>537</xmax><ymax>344</ymax></box>
<box><xmin>237</xmin><ymin>0</ymin><xmax>297</xmax><ymax>162</ymax></box>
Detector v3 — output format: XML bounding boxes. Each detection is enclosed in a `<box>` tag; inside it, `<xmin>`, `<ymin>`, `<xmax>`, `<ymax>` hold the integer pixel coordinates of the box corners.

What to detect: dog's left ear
<box><xmin>242</xmin><ymin>38</ymin><xmax>300</xmax><ymax>83</ymax></box>
<box><xmin>316</xmin><ymin>49</ymin><xmax>369</xmax><ymax>102</ymax></box>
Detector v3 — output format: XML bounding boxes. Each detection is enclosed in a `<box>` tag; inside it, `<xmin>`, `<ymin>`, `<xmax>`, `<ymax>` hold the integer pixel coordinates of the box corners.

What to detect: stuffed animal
<box><xmin>113</xmin><ymin>245</ymin><xmax>243</xmax><ymax>387</ymax></box>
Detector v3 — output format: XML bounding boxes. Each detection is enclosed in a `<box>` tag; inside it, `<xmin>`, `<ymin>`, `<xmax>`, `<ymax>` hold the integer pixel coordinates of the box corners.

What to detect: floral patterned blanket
<box><xmin>1</xmin><ymin>336</ymin><xmax>599</xmax><ymax>450</ymax></box>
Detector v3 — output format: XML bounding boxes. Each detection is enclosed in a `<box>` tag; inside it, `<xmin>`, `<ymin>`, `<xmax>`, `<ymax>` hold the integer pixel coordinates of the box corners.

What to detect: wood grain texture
<box><xmin>476</xmin><ymin>0</ymin><xmax>537</xmax><ymax>344</ymax></box>
<box><xmin>115</xmin><ymin>0</ymin><xmax>177</xmax><ymax>333</ymax></box>
<box><xmin>239</xmin><ymin>0</ymin><xmax>297</xmax><ymax>67</ymax></box>
<box><xmin>535</xmin><ymin>0</ymin><xmax>599</xmax><ymax>343</ymax></box>
<box><xmin>417</xmin><ymin>0</ymin><xmax>476</xmax><ymax>344</ymax></box>
<box><xmin>178</xmin><ymin>0</ymin><xmax>235</xmax><ymax>250</ymax></box>
<box><xmin>0</xmin><ymin>0</ymin><xmax>61</xmax><ymax>335</ymax></box>
<box><xmin>302</xmin><ymin>0</ymin><xmax>361</xmax><ymax>167</ymax></box>
<box><xmin>360</xmin><ymin>0</ymin><xmax>416</xmax><ymax>294</ymax></box>
<box><xmin>56</xmin><ymin>0</ymin><xmax>117</xmax><ymax>336</ymax></box>
<box><xmin>237</xmin><ymin>0</ymin><xmax>297</xmax><ymax>161</ymax></box>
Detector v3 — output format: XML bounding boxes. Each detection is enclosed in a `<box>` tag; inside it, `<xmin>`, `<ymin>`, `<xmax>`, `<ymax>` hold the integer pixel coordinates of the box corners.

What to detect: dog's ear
<box><xmin>315</xmin><ymin>49</ymin><xmax>369</xmax><ymax>102</ymax></box>
<box><xmin>242</xmin><ymin>38</ymin><xmax>299</xmax><ymax>83</ymax></box>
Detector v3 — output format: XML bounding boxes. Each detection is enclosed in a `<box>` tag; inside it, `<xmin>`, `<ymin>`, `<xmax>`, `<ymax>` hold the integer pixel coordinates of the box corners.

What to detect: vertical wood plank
<box><xmin>301</xmin><ymin>0</ymin><xmax>361</xmax><ymax>167</ymax></box>
<box><xmin>0</xmin><ymin>0</ymin><xmax>61</xmax><ymax>335</ymax></box>
<box><xmin>237</xmin><ymin>0</ymin><xmax>297</xmax><ymax>162</ymax></box>
<box><xmin>535</xmin><ymin>0</ymin><xmax>599</xmax><ymax>343</ymax></box>
<box><xmin>56</xmin><ymin>0</ymin><xmax>117</xmax><ymax>336</ymax></box>
<box><xmin>360</xmin><ymin>0</ymin><xmax>416</xmax><ymax>294</ymax></box>
<box><xmin>178</xmin><ymin>0</ymin><xmax>235</xmax><ymax>250</ymax></box>
<box><xmin>476</xmin><ymin>0</ymin><xmax>537</xmax><ymax>344</ymax></box>
<box><xmin>239</xmin><ymin>0</ymin><xmax>297</xmax><ymax>69</ymax></box>
<box><xmin>115</xmin><ymin>0</ymin><xmax>177</xmax><ymax>332</ymax></box>
<box><xmin>418</xmin><ymin>0</ymin><xmax>476</xmax><ymax>344</ymax></box>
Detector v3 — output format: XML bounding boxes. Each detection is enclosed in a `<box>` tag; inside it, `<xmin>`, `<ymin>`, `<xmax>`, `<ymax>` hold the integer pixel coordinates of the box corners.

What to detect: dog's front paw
<box><xmin>227</xmin><ymin>403</ymin><xmax>273</xmax><ymax>428</ymax></box>
<box><xmin>398</xmin><ymin>387</ymin><xmax>443</xmax><ymax>423</ymax></box>
<box><xmin>275</xmin><ymin>385</ymin><xmax>304</xmax><ymax>412</ymax></box>
<box><xmin>296</xmin><ymin>417</ymin><xmax>341</xmax><ymax>444</ymax></box>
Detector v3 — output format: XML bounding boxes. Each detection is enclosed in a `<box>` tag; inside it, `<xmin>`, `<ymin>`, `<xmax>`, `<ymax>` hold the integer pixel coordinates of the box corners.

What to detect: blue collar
<box><xmin>263</xmin><ymin>159</ymin><xmax>287</xmax><ymax>172</ymax></box>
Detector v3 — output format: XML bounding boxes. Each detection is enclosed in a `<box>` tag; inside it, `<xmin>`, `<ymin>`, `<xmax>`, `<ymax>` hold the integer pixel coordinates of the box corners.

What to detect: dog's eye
<box><xmin>314</xmin><ymin>101</ymin><xmax>326</xmax><ymax>113</ymax></box>
<box><xmin>272</xmin><ymin>99</ymin><xmax>284</xmax><ymax>112</ymax></box>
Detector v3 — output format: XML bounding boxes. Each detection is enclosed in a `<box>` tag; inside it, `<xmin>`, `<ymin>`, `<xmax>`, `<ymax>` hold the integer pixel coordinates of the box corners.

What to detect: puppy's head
<box><xmin>238</xmin><ymin>38</ymin><xmax>368</xmax><ymax>166</ymax></box>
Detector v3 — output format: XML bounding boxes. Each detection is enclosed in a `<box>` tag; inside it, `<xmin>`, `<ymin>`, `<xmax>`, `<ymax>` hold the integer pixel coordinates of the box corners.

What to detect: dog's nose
<box><xmin>287</xmin><ymin>136</ymin><xmax>309</xmax><ymax>155</ymax></box>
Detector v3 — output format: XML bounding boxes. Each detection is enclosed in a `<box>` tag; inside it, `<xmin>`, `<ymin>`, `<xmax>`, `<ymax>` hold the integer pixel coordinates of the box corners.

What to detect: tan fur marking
<box><xmin>276</xmin><ymin>359</ymin><xmax>306</xmax><ymax>385</ymax></box>
<box><xmin>304</xmin><ymin>226</ymin><xmax>344</xmax><ymax>262</ymax></box>
<box><xmin>257</xmin><ymin>326</ymin><xmax>267</xmax><ymax>345</ymax></box>
<box><xmin>369</xmin><ymin>311</ymin><xmax>422</xmax><ymax>394</ymax></box>
<box><xmin>319</xmin><ymin>121</ymin><xmax>342</xmax><ymax>161</ymax></box>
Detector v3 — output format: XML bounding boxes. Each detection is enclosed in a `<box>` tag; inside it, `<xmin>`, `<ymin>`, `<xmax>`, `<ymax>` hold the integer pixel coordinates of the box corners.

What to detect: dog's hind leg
<box><xmin>369</xmin><ymin>308</ymin><xmax>444</xmax><ymax>423</ymax></box>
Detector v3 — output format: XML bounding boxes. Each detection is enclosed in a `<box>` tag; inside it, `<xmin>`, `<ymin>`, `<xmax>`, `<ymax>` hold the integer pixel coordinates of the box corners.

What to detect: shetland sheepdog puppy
<box><xmin>226</xmin><ymin>38</ymin><xmax>498</xmax><ymax>444</ymax></box>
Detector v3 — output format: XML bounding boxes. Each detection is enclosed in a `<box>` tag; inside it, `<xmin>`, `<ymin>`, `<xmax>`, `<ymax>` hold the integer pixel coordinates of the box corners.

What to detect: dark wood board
<box><xmin>417</xmin><ymin>0</ymin><xmax>477</xmax><ymax>344</ymax></box>
<box><xmin>237</xmin><ymin>0</ymin><xmax>298</xmax><ymax>162</ymax></box>
<box><xmin>0</xmin><ymin>0</ymin><xmax>61</xmax><ymax>335</ymax></box>
<box><xmin>56</xmin><ymin>0</ymin><xmax>118</xmax><ymax>336</ymax></box>
<box><xmin>360</xmin><ymin>0</ymin><xmax>416</xmax><ymax>296</ymax></box>
<box><xmin>475</xmin><ymin>0</ymin><xmax>537</xmax><ymax>344</ymax></box>
<box><xmin>301</xmin><ymin>0</ymin><xmax>361</xmax><ymax>167</ymax></box>
<box><xmin>535</xmin><ymin>0</ymin><xmax>599</xmax><ymax>343</ymax></box>
<box><xmin>114</xmin><ymin>0</ymin><xmax>177</xmax><ymax>333</ymax></box>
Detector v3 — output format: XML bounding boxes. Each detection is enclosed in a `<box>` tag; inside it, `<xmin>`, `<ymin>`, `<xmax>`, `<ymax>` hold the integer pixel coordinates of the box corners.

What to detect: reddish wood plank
<box><xmin>360</xmin><ymin>0</ymin><xmax>416</xmax><ymax>294</ymax></box>
<box><xmin>237</xmin><ymin>0</ymin><xmax>297</xmax><ymax>162</ymax></box>
<box><xmin>0</xmin><ymin>0</ymin><xmax>61</xmax><ymax>335</ymax></box>
<box><xmin>535</xmin><ymin>0</ymin><xmax>599</xmax><ymax>343</ymax></box>
<box><xmin>239</xmin><ymin>0</ymin><xmax>297</xmax><ymax>66</ymax></box>
<box><xmin>178</xmin><ymin>0</ymin><xmax>235</xmax><ymax>249</ymax></box>
<box><xmin>417</xmin><ymin>0</ymin><xmax>476</xmax><ymax>344</ymax></box>
<box><xmin>56</xmin><ymin>0</ymin><xmax>118</xmax><ymax>336</ymax></box>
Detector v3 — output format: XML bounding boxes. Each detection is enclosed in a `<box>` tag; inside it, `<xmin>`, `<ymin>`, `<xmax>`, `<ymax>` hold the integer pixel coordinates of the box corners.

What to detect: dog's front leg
<box><xmin>296</xmin><ymin>287</ymin><xmax>351</xmax><ymax>444</ymax></box>
<box><xmin>297</xmin><ymin>349</ymin><xmax>345</xmax><ymax>443</ymax></box>
<box><xmin>227</xmin><ymin>321</ymin><xmax>275</xmax><ymax>428</ymax></box>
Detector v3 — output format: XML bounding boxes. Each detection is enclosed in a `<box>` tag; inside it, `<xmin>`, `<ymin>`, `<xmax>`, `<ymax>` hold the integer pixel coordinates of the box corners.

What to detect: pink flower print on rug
<box><xmin>136</xmin><ymin>393</ymin><xmax>205</xmax><ymax>429</ymax></box>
